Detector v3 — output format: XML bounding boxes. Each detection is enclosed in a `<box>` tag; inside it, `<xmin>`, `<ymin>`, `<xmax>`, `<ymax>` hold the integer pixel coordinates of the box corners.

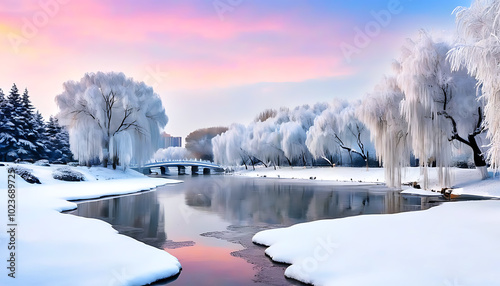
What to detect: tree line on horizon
<box><xmin>212</xmin><ymin>0</ymin><xmax>500</xmax><ymax>190</ymax></box>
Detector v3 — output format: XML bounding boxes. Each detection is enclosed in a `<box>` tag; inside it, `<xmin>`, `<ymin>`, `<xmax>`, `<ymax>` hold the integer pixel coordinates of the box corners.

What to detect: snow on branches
<box><xmin>396</xmin><ymin>31</ymin><xmax>486</xmax><ymax>187</ymax></box>
<box><xmin>358</xmin><ymin>76</ymin><xmax>409</xmax><ymax>188</ymax></box>
<box><xmin>154</xmin><ymin>147</ymin><xmax>192</xmax><ymax>161</ymax></box>
<box><xmin>55</xmin><ymin>72</ymin><xmax>168</xmax><ymax>169</ymax></box>
<box><xmin>306</xmin><ymin>100</ymin><xmax>371</xmax><ymax>168</ymax></box>
<box><xmin>449</xmin><ymin>0</ymin><xmax>500</xmax><ymax>170</ymax></box>
<box><xmin>212</xmin><ymin>102</ymin><xmax>373</xmax><ymax>169</ymax></box>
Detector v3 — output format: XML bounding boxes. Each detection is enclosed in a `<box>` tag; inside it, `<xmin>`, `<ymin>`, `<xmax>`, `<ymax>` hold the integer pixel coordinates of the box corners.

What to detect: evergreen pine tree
<box><xmin>18</xmin><ymin>88</ymin><xmax>40</xmax><ymax>160</ymax></box>
<box><xmin>21</xmin><ymin>88</ymin><xmax>35</xmax><ymax>116</ymax></box>
<box><xmin>46</xmin><ymin>116</ymin><xmax>73</xmax><ymax>163</ymax></box>
<box><xmin>0</xmin><ymin>84</ymin><xmax>73</xmax><ymax>162</ymax></box>
<box><xmin>3</xmin><ymin>84</ymin><xmax>23</xmax><ymax>160</ymax></box>
<box><xmin>0</xmin><ymin>88</ymin><xmax>15</xmax><ymax>161</ymax></box>
<box><xmin>33</xmin><ymin>111</ymin><xmax>49</xmax><ymax>160</ymax></box>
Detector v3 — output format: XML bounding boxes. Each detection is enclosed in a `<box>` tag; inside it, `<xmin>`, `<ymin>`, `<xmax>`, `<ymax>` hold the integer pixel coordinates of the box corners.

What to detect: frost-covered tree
<box><xmin>281</xmin><ymin>121</ymin><xmax>309</xmax><ymax>165</ymax></box>
<box><xmin>213</xmin><ymin>103</ymin><xmax>328</xmax><ymax>169</ymax></box>
<box><xmin>306</xmin><ymin>102</ymin><xmax>345</xmax><ymax>166</ymax></box>
<box><xmin>246</xmin><ymin>104</ymin><xmax>327</xmax><ymax>168</ymax></box>
<box><xmin>396</xmin><ymin>31</ymin><xmax>487</xmax><ymax>188</ymax></box>
<box><xmin>154</xmin><ymin>147</ymin><xmax>192</xmax><ymax>161</ymax></box>
<box><xmin>244</xmin><ymin>119</ymin><xmax>280</xmax><ymax>168</ymax></box>
<box><xmin>56</xmin><ymin>72</ymin><xmax>168</xmax><ymax>169</ymax></box>
<box><xmin>448</xmin><ymin>0</ymin><xmax>500</xmax><ymax>170</ymax></box>
<box><xmin>358</xmin><ymin>77</ymin><xmax>410</xmax><ymax>188</ymax></box>
<box><xmin>212</xmin><ymin>123</ymin><xmax>250</xmax><ymax>168</ymax></box>
<box><xmin>306</xmin><ymin>100</ymin><xmax>372</xmax><ymax>167</ymax></box>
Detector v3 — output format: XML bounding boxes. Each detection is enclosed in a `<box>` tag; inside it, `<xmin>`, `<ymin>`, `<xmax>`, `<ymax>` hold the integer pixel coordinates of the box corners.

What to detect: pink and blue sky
<box><xmin>0</xmin><ymin>0</ymin><xmax>472</xmax><ymax>140</ymax></box>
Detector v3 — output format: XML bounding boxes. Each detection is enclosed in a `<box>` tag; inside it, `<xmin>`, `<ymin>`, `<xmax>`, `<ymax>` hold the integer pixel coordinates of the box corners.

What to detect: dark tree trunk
<box><xmin>248</xmin><ymin>155</ymin><xmax>255</xmax><ymax>170</ymax></box>
<box><xmin>112</xmin><ymin>156</ymin><xmax>118</xmax><ymax>170</ymax></box>
<box><xmin>439</xmin><ymin>107</ymin><xmax>487</xmax><ymax>179</ymax></box>
<box><xmin>285</xmin><ymin>156</ymin><xmax>292</xmax><ymax>167</ymax></box>
<box><xmin>468</xmin><ymin>134</ymin><xmax>486</xmax><ymax>167</ymax></box>
<box><xmin>239</xmin><ymin>154</ymin><xmax>248</xmax><ymax>170</ymax></box>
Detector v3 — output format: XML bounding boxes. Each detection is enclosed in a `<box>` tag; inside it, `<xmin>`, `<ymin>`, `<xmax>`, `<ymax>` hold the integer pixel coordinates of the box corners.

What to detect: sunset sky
<box><xmin>0</xmin><ymin>0</ymin><xmax>471</xmax><ymax>140</ymax></box>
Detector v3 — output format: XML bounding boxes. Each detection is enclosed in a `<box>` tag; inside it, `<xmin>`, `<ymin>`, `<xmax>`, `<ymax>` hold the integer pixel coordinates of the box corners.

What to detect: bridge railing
<box><xmin>140</xmin><ymin>159</ymin><xmax>224</xmax><ymax>168</ymax></box>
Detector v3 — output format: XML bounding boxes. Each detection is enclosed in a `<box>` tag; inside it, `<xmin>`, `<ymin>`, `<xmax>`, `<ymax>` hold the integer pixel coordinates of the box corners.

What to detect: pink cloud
<box><xmin>158</xmin><ymin>53</ymin><xmax>349</xmax><ymax>91</ymax></box>
<box><xmin>0</xmin><ymin>0</ymin><xmax>400</xmax><ymax>112</ymax></box>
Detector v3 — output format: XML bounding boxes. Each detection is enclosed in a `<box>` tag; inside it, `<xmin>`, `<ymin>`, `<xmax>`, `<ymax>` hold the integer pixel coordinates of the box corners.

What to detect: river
<box><xmin>67</xmin><ymin>174</ymin><xmax>441</xmax><ymax>285</ymax></box>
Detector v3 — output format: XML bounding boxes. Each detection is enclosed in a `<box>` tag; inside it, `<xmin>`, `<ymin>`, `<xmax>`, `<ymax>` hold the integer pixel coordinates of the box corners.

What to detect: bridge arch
<box><xmin>133</xmin><ymin>160</ymin><xmax>225</xmax><ymax>176</ymax></box>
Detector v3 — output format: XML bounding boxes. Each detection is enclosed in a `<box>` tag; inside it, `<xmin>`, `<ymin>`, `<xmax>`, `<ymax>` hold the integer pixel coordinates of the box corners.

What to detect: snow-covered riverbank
<box><xmin>0</xmin><ymin>163</ymin><xmax>182</xmax><ymax>286</ymax></box>
<box><xmin>237</xmin><ymin>166</ymin><xmax>500</xmax><ymax>198</ymax></box>
<box><xmin>246</xmin><ymin>166</ymin><xmax>500</xmax><ymax>285</ymax></box>
<box><xmin>253</xmin><ymin>200</ymin><xmax>500</xmax><ymax>286</ymax></box>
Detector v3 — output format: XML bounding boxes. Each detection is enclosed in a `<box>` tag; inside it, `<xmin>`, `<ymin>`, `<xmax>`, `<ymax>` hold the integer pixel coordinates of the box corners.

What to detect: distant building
<box><xmin>159</xmin><ymin>132</ymin><xmax>182</xmax><ymax>149</ymax></box>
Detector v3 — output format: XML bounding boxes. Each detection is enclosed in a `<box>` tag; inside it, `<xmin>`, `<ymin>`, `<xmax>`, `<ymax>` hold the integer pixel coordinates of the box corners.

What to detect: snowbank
<box><xmin>0</xmin><ymin>163</ymin><xmax>182</xmax><ymax>286</ymax></box>
<box><xmin>249</xmin><ymin>166</ymin><xmax>500</xmax><ymax>285</ymax></box>
<box><xmin>237</xmin><ymin>166</ymin><xmax>500</xmax><ymax>197</ymax></box>
<box><xmin>253</xmin><ymin>200</ymin><xmax>500</xmax><ymax>286</ymax></box>
<box><xmin>237</xmin><ymin>166</ymin><xmax>398</xmax><ymax>183</ymax></box>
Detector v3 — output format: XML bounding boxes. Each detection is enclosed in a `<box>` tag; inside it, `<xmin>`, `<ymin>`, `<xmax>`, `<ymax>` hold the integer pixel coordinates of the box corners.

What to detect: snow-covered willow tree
<box><xmin>396</xmin><ymin>31</ymin><xmax>486</xmax><ymax>188</ymax></box>
<box><xmin>281</xmin><ymin>121</ymin><xmax>308</xmax><ymax>165</ymax></box>
<box><xmin>306</xmin><ymin>100</ymin><xmax>372</xmax><ymax>167</ymax></box>
<box><xmin>212</xmin><ymin>123</ymin><xmax>249</xmax><ymax>167</ymax></box>
<box><xmin>212</xmin><ymin>103</ymin><xmax>328</xmax><ymax>168</ymax></box>
<box><xmin>56</xmin><ymin>72</ymin><xmax>168</xmax><ymax>169</ymax></box>
<box><xmin>305</xmin><ymin>101</ymin><xmax>346</xmax><ymax>166</ymax></box>
<box><xmin>154</xmin><ymin>147</ymin><xmax>192</xmax><ymax>161</ymax></box>
<box><xmin>448</xmin><ymin>0</ymin><xmax>500</xmax><ymax>169</ymax></box>
<box><xmin>358</xmin><ymin>76</ymin><xmax>410</xmax><ymax>188</ymax></box>
<box><xmin>245</xmin><ymin>118</ymin><xmax>280</xmax><ymax>167</ymax></box>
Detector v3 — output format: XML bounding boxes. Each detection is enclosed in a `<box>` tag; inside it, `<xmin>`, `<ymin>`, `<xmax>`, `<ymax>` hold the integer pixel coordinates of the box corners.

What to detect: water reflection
<box><xmin>69</xmin><ymin>177</ymin><xmax>438</xmax><ymax>246</ymax></box>
<box><xmin>183</xmin><ymin>176</ymin><xmax>435</xmax><ymax>226</ymax></box>
<box><xmin>68</xmin><ymin>192</ymin><xmax>167</xmax><ymax>248</ymax></box>
<box><xmin>68</xmin><ymin>176</ymin><xmax>440</xmax><ymax>286</ymax></box>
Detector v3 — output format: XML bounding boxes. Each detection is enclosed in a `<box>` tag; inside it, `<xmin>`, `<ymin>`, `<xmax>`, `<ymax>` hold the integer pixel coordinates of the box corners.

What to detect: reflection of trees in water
<box><xmin>70</xmin><ymin>178</ymin><xmax>437</xmax><ymax>249</ymax></box>
<box><xmin>184</xmin><ymin>178</ymin><xmax>433</xmax><ymax>226</ymax></box>
<box><xmin>72</xmin><ymin>192</ymin><xmax>166</xmax><ymax>248</ymax></box>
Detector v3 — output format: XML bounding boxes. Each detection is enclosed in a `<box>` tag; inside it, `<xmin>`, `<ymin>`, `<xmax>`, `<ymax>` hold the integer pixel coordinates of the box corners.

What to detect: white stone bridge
<box><xmin>133</xmin><ymin>160</ymin><xmax>225</xmax><ymax>175</ymax></box>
